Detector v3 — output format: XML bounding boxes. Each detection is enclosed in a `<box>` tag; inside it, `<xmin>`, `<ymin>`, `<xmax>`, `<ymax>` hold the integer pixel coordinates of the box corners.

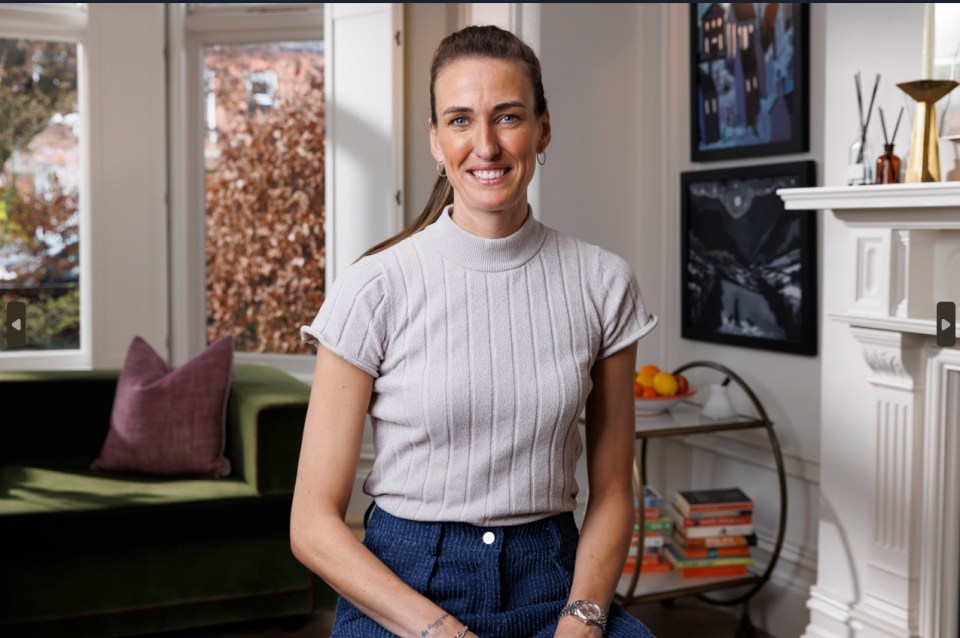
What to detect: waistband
<box><xmin>362</xmin><ymin>502</ymin><xmax>579</xmax><ymax>557</ymax></box>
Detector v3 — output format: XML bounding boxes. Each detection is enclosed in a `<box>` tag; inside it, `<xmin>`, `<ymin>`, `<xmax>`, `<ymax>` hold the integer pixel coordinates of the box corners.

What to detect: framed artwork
<box><xmin>690</xmin><ymin>3</ymin><xmax>809</xmax><ymax>162</ymax></box>
<box><xmin>681</xmin><ymin>161</ymin><xmax>817</xmax><ymax>355</ymax></box>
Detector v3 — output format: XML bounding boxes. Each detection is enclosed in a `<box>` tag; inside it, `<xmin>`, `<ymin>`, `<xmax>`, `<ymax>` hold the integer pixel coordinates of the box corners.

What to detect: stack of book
<box><xmin>665</xmin><ymin>487</ymin><xmax>757</xmax><ymax>578</ymax></box>
<box><xmin>624</xmin><ymin>486</ymin><xmax>673</xmax><ymax>574</ymax></box>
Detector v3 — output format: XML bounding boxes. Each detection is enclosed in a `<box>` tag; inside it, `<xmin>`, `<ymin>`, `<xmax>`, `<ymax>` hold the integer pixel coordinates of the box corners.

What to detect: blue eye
<box><xmin>451</xmin><ymin>116</ymin><xmax>468</xmax><ymax>126</ymax></box>
<box><xmin>500</xmin><ymin>114</ymin><xmax>519</xmax><ymax>123</ymax></box>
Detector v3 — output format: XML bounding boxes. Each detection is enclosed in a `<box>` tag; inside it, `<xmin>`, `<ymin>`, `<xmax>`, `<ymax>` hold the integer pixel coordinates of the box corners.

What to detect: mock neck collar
<box><xmin>424</xmin><ymin>205</ymin><xmax>547</xmax><ymax>272</ymax></box>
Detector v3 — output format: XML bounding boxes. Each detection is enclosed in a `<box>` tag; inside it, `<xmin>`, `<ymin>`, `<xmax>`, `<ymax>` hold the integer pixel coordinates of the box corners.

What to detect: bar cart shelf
<box><xmin>616</xmin><ymin>361</ymin><xmax>787</xmax><ymax>638</ymax></box>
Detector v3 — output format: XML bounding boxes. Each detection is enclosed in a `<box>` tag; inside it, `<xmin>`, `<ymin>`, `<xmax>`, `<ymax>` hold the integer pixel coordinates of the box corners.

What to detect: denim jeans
<box><xmin>329</xmin><ymin>504</ymin><xmax>655</xmax><ymax>638</ymax></box>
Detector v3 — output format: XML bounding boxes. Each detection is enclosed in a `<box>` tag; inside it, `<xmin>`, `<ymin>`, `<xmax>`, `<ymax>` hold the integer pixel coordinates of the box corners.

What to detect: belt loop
<box><xmin>363</xmin><ymin>501</ymin><xmax>377</xmax><ymax>531</ymax></box>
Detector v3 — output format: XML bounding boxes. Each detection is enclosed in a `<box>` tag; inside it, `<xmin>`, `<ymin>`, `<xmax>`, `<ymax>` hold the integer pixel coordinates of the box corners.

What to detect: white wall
<box><xmin>403</xmin><ymin>4</ymin><xmax>461</xmax><ymax>225</ymax></box>
<box><xmin>86</xmin><ymin>4</ymin><xmax>168</xmax><ymax>369</ymax></box>
<box><xmin>667</xmin><ymin>5</ymin><xmax>827</xmax><ymax>635</ymax></box>
<box><xmin>538</xmin><ymin>3</ymin><xmax>667</xmax><ymax>369</ymax></box>
<box><xmin>537</xmin><ymin>4</ymin><xmax>834</xmax><ymax>636</ymax></box>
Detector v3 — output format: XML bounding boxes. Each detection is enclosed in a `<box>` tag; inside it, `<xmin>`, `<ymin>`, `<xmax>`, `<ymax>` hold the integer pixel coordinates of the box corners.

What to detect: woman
<box><xmin>292</xmin><ymin>25</ymin><xmax>657</xmax><ymax>638</ymax></box>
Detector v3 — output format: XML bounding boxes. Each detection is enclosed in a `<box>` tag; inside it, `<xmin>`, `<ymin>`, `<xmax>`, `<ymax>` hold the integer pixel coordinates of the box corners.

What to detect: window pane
<box><xmin>0</xmin><ymin>38</ymin><xmax>80</xmax><ymax>351</ymax></box>
<box><xmin>203</xmin><ymin>41</ymin><xmax>325</xmax><ymax>354</ymax></box>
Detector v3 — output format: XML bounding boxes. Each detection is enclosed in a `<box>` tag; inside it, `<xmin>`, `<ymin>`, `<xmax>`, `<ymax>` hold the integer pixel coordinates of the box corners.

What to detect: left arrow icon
<box><xmin>6</xmin><ymin>302</ymin><xmax>26</xmax><ymax>348</ymax></box>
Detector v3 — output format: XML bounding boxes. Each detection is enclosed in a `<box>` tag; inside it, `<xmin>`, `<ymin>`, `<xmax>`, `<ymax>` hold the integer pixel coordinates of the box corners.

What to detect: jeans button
<box><xmin>482</xmin><ymin>531</ymin><xmax>495</xmax><ymax>545</ymax></box>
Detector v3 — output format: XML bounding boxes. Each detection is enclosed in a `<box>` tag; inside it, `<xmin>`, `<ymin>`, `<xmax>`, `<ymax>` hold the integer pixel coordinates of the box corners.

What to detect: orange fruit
<box><xmin>634</xmin><ymin>381</ymin><xmax>643</xmax><ymax>399</ymax></box>
<box><xmin>639</xmin><ymin>364</ymin><xmax>660</xmax><ymax>377</ymax></box>
<box><xmin>636</xmin><ymin>372</ymin><xmax>655</xmax><ymax>388</ymax></box>
<box><xmin>652</xmin><ymin>371</ymin><xmax>679</xmax><ymax>396</ymax></box>
<box><xmin>641</xmin><ymin>386</ymin><xmax>657</xmax><ymax>399</ymax></box>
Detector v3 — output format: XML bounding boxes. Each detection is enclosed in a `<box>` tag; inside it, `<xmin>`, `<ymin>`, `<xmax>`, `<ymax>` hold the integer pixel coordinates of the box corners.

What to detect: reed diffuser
<box><xmin>848</xmin><ymin>72</ymin><xmax>880</xmax><ymax>185</ymax></box>
<box><xmin>875</xmin><ymin>106</ymin><xmax>904</xmax><ymax>184</ymax></box>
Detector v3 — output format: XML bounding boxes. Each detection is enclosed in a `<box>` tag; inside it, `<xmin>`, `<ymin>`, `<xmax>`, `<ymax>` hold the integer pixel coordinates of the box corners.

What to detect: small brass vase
<box><xmin>896</xmin><ymin>80</ymin><xmax>959</xmax><ymax>182</ymax></box>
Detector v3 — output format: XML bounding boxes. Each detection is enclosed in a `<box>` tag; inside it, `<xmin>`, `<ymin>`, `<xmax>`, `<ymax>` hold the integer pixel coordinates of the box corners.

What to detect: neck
<box><xmin>449</xmin><ymin>200</ymin><xmax>529</xmax><ymax>239</ymax></box>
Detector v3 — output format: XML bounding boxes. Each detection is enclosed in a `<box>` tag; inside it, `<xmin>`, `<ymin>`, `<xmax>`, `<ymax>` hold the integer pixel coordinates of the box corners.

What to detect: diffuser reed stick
<box><xmin>856</xmin><ymin>73</ymin><xmax>880</xmax><ymax>163</ymax></box>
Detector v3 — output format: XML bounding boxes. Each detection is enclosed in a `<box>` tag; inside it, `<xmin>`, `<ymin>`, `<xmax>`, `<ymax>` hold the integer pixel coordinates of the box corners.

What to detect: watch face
<box><xmin>576</xmin><ymin>602</ymin><xmax>602</xmax><ymax>621</ymax></box>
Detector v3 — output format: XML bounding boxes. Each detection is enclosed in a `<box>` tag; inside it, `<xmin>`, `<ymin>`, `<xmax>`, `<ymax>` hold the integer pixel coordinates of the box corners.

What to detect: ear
<box><xmin>429</xmin><ymin>119</ymin><xmax>444</xmax><ymax>163</ymax></box>
<box><xmin>538</xmin><ymin>108</ymin><xmax>552</xmax><ymax>153</ymax></box>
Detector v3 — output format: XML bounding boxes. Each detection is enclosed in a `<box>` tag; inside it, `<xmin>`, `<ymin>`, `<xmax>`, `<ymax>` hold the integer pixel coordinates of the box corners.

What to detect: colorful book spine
<box><xmin>664</xmin><ymin>545</ymin><xmax>755</xmax><ymax>569</ymax></box>
<box><xmin>643</xmin><ymin>485</ymin><xmax>663</xmax><ymax>509</ymax></box>
<box><xmin>678</xmin><ymin>546</ymin><xmax>752</xmax><ymax>559</ymax></box>
<box><xmin>637</xmin><ymin>518</ymin><xmax>674</xmax><ymax>533</ymax></box>
<box><xmin>628</xmin><ymin>536</ymin><xmax>665</xmax><ymax>551</ymax></box>
<box><xmin>673</xmin><ymin>522</ymin><xmax>754</xmax><ymax>539</ymax></box>
<box><xmin>673</xmin><ymin>487</ymin><xmax>754</xmax><ymax>517</ymax></box>
<box><xmin>675</xmin><ymin>513</ymin><xmax>753</xmax><ymax>527</ymax></box>
<box><xmin>641</xmin><ymin>506</ymin><xmax>663</xmax><ymax>520</ymax></box>
<box><xmin>673</xmin><ymin>531</ymin><xmax>758</xmax><ymax>549</ymax></box>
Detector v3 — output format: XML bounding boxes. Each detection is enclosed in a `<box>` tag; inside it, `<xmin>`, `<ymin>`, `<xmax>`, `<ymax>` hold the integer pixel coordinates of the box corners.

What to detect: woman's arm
<box><xmin>290</xmin><ymin>345</ymin><xmax>476</xmax><ymax>638</ymax></box>
<box><xmin>555</xmin><ymin>343</ymin><xmax>638</xmax><ymax>637</ymax></box>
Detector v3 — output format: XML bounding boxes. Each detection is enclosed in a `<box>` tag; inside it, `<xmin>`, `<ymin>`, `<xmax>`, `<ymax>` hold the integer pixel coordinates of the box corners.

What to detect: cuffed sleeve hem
<box><xmin>300</xmin><ymin>325</ymin><xmax>380</xmax><ymax>378</ymax></box>
<box><xmin>596</xmin><ymin>313</ymin><xmax>658</xmax><ymax>360</ymax></box>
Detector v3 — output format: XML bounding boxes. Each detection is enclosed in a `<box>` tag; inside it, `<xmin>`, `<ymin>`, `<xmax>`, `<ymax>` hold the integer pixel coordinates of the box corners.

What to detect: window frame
<box><xmin>168</xmin><ymin>3</ymin><xmax>325</xmax><ymax>380</ymax></box>
<box><xmin>0</xmin><ymin>3</ymin><xmax>91</xmax><ymax>370</ymax></box>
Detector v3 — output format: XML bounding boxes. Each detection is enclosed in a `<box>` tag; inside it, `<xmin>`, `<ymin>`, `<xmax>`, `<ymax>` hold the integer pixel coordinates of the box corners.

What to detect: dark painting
<box><xmin>690</xmin><ymin>3</ymin><xmax>809</xmax><ymax>161</ymax></box>
<box><xmin>681</xmin><ymin>161</ymin><xmax>816</xmax><ymax>355</ymax></box>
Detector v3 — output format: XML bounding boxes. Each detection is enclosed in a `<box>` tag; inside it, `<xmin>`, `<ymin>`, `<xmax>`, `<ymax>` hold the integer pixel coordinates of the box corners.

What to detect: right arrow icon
<box><xmin>937</xmin><ymin>301</ymin><xmax>956</xmax><ymax>348</ymax></box>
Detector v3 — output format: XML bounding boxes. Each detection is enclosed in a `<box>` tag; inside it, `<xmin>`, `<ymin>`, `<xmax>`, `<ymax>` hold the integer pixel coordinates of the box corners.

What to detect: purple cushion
<box><xmin>91</xmin><ymin>335</ymin><xmax>234</xmax><ymax>477</ymax></box>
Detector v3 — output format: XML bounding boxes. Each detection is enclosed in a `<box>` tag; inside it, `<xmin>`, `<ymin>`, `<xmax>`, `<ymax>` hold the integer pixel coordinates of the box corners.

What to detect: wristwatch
<box><xmin>558</xmin><ymin>599</ymin><xmax>607</xmax><ymax>634</ymax></box>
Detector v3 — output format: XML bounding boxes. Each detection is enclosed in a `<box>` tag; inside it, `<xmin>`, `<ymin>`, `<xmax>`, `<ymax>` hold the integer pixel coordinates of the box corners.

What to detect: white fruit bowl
<box><xmin>634</xmin><ymin>389</ymin><xmax>696</xmax><ymax>416</ymax></box>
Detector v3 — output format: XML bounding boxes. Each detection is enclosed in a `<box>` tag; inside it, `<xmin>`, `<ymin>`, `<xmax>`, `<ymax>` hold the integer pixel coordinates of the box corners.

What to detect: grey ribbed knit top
<box><xmin>301</xmin><ymin>206</ymin><xmax>657</xmax><ymax>526</ymax></box>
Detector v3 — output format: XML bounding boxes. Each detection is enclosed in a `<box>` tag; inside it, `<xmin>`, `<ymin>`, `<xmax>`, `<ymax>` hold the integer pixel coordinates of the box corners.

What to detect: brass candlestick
<box><xmin>896</xmin><ymin>80</ymin><xmax>959</xmax><ymax>182</ymax></box>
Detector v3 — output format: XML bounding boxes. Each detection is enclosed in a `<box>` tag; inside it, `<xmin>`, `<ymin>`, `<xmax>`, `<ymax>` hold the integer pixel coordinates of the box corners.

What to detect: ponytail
<box><xmin>356</xmin><ymin>176</ymin><xmax>453</xmax><ymax>261</ymax></box>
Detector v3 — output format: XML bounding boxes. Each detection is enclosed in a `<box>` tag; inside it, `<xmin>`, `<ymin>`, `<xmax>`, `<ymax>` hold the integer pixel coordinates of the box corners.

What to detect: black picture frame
<box><xmin>690</xmin><ymin>3</ymin><xmax>809</xmax><ymax>162</ymax></box>
<box><xmin>681</xmin><ymin>161</ymin><xmax>817</xmax><ymax>355</ymax></box>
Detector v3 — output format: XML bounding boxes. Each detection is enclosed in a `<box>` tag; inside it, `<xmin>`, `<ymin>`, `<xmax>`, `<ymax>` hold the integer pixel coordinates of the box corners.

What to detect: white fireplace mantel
<box><xmin>778</xmin><ymin>183</ymin><xmax>960</xmax><ymax>638</ymax></box>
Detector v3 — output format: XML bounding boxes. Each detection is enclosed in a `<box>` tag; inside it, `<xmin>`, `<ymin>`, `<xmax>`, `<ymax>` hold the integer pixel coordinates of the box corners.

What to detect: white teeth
<box><xmin>473</xmin><ymin>169</ymin><xmax>505</xmax><ymax>180</ymax></box>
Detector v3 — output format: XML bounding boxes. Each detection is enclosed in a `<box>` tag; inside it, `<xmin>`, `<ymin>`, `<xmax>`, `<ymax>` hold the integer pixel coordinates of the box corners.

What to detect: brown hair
<box><xmin>357</xmin><ymin>25</ymin><xmax>548</xmax><ymax>260</ymax></box>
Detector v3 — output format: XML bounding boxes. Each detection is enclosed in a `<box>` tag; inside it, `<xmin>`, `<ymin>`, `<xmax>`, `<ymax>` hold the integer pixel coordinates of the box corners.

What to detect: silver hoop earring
<box><xmin>436</xmin><ymin>162</ymin><xmax>447</xmax><ymax>177</ymax></box>
<box><xmin>536</xmin><ymin>151</ymin><xmax>546</xmax><ymax>166</ymax></box>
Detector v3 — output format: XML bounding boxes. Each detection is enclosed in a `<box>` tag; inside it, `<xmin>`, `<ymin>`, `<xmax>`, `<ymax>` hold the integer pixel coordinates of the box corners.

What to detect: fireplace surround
<box><xmin>779</xmin><ymin>183</ymin><xmax>960</xmax><ymax>638</ymax></box>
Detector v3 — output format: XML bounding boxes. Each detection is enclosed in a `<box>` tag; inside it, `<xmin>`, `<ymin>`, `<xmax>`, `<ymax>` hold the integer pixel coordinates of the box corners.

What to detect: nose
<box><xmin>473</xmin><ymin>122</ymin><xmax>500</xmax><ymax>160</ymax></box>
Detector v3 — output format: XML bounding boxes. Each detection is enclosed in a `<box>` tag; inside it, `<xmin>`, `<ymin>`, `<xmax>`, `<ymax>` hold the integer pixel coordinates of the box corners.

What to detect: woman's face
<box><xmin>430</xmin><ymin>57</ymin><xmax>550</xmax><ymax>228</ymax></box>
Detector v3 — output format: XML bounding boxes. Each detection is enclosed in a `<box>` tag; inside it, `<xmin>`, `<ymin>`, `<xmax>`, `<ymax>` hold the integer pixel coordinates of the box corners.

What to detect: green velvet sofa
<box><xmin>0</xmin><ymin>364</ymin><xmax>335</xmax><ymax>638</ymax></box>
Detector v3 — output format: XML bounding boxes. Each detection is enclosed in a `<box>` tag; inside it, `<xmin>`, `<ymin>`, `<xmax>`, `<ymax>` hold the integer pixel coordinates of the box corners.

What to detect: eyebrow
<box><xmin>441</xmin><ymin>101</ymin><xmax>527</xmax><ymax>116</ymax></box>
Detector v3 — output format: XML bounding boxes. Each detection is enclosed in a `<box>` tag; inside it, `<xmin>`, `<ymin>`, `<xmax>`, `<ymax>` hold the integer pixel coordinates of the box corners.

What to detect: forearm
<box><xmin>291</xmin><ymin>513</ymin><xmax>471</xmax><ymax>638</ymax></box>
<box><xmin>567</xmin><ymin>487</ymin><xmax>634</xmax><ymax>610</ymax></box>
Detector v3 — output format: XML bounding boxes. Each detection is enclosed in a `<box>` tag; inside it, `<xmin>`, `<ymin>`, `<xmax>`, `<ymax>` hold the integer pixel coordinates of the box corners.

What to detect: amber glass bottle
<box><xmin>876</xmin><ymin>144</ymin><xmax>901</xmax><ymax>184</ymax></box>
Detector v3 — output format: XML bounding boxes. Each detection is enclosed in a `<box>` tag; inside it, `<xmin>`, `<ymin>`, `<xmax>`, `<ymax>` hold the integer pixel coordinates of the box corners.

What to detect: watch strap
<box><xmin>558</xmin><ymin>600</ymin><xmax>608</xmax><ymax>633</ymax></box>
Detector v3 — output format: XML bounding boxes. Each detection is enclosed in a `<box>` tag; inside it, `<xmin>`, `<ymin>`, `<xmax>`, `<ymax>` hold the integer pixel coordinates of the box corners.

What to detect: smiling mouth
<box><xmin>469</xmin><ymin>168</ymin><xmax>510</xmax><ymax>184</ymax></box>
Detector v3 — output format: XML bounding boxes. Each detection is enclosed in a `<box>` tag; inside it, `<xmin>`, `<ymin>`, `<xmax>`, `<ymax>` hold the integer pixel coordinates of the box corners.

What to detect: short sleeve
<box><xmin>300</xmin><ymin>258</ymin><xmax>389</xmax><ymax>377</ymax></box>
<box><xmin>596</xmin><ymin>253</ymin><xmax>658</xmax><ymax>360</ymax></box>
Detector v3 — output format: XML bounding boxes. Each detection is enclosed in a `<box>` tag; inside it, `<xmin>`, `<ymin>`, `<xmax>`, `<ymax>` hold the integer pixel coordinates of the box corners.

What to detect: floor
<box><xmin>140</xmin><ymin>598</ymin><xmax>772</xmax><ymax>638</ymax></box>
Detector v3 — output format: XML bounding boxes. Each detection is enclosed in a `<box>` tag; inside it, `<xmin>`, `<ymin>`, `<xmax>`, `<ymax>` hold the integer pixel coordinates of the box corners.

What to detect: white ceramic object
<box><xmin>699</xmin><ymin>383</ymin><xmax>737</xmax><ymax>420</ymax></box>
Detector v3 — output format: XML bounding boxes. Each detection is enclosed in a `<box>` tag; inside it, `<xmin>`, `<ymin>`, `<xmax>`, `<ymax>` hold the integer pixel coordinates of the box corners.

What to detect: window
<box><xmin>170</xmin><ymin>3</ymin><xmax>403</xmax><ymax>379</ymax></box>
<box><xmin>201</xmin><ymin>40</ymin><xmax>325</xmax><ymax>354</ymax></box>
<box><xmin>0</xmin><ymin>38</ymin><xmax>80</xmax><ymax>351</ymax></box>
<box><xmin>0</xmin><ymin>4</ymin><xmax>88</xmax><ymax>366</ymax></box>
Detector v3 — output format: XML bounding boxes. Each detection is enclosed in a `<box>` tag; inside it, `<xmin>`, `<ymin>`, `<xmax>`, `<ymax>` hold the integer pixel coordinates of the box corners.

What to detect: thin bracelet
<box><xmin>453</xmin><ymin>625</ymin><xmax>469</xmax><ymax>638</ymax></box>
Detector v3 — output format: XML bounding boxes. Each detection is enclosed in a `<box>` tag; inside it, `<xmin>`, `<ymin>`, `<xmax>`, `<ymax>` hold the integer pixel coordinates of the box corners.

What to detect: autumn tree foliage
<box><xmin>204</xmin><ymin>51</ymin><xmax>326</xmax><ymax>353</ymax></box>
<box><xmin>0</xmin><ymin>39</ymin><xmax>80</xmax><ymax>349</ymax></box>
